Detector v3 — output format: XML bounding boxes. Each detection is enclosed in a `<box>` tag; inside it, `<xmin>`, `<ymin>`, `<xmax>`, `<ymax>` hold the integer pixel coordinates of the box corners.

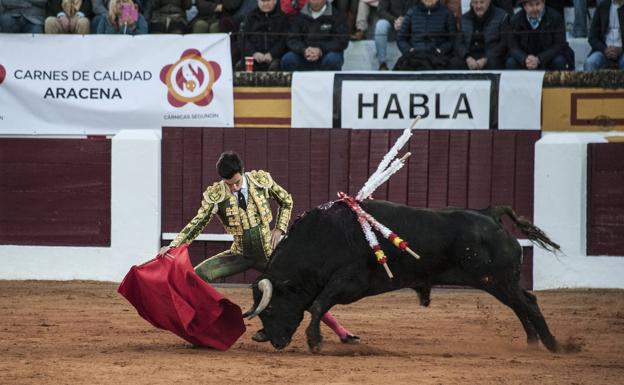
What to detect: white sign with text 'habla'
<box><xmin>341</xmin><ymin>80</ymin><xmax>491</xmax><ymax>129</ymax></box>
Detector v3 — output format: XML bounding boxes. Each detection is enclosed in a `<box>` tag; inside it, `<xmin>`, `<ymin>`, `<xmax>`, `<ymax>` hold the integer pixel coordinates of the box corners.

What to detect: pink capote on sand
<box><xmin>118</xmin><ymin>244</ymin><xmax>246</xmax><ymax>351</ymax></box>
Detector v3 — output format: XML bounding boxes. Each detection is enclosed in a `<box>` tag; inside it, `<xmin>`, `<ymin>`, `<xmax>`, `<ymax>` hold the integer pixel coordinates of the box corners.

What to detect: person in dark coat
<box><xmin>583</xmin><ymin>0</ymin><xmax>624</xmax><ymax>70</ymax></box>
<box><xmin>374</xmin><ymin>0</ymin><xmax>414</xmax><ymax>70</ymax></box>
<box><xmin>191</xmin><ymin>0</ymin><xmax>240</xmax><ymax>32</ymax></box>
<box><xmin>395</xmin><ymin>0</ymin><xmax>457</xmax><ymax>70</ymax></box>
<box><xmin>281</xmin><ymin>0</ymin><xmax>349</xmax><ymax>71</ymax></box>
<box><xmin>505</xmin><ymin>0</ymin><xmax>567</xmax><ymax>70</ymax></box>
<box><xmin>237</xmin><ymin>0</ymin><xmax>289</xmax><ymax>71</ymax></box>
<box><xmin>149</xmin><ymin>0</ymin><xmax>191</xmax><ymax>33</ymax></box>
<box><xmin>452</xmin><ymin>0</ymin><xmax>509</xmax><ymax>70</ymax></box>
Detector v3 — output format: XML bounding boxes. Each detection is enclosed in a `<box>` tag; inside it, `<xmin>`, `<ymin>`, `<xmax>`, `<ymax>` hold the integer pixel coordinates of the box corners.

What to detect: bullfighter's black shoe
<box><xmin>252</xmin><ymin>329</ymin><xmax>269</xmax><ymax>343</ymax></box>
<box><xmin>340</xmin><ymin>334</ymin><xmax>361</xmax><ymax>344</ymax></box>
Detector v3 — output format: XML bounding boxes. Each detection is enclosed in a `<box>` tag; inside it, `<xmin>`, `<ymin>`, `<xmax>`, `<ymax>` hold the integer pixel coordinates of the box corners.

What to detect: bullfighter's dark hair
<box><xmin>217</xmin><ymin>151</ymin><xmax>244</xmax><ymax>179</ymax></box>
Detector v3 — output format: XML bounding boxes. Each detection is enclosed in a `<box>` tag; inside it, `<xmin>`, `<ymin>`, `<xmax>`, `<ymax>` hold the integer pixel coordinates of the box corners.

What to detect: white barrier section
<box><xmin>533</xmin><ymin>133</ymin><xmax>624</xmax><ymax>289</ymax></box>
<box><xmin>0</xmin><ymin>130</ymin><xmax>161</xmax><ymax>282</ymax></box>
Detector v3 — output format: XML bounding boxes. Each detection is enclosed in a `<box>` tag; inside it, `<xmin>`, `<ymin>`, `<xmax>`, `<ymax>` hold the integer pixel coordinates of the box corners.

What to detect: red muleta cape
<box><xmin>118</xmin><ymin>244</ymin><xmax>246</xmax><ymax>351</ymax></box>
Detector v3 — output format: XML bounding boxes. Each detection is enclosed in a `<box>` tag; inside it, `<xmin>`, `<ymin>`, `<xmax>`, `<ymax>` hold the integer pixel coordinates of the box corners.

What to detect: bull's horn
<box><xmin>245</xmin><ymin>279</ymin><xmax>273</xmax><ymax>319</ymax></box>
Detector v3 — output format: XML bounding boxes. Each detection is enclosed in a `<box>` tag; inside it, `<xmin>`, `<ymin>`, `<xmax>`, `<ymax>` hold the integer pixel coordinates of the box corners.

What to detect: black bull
<box><xmin>245</xmin><ymin>200</ymin><xmax>561</xmax><ymax>353</ymax></box>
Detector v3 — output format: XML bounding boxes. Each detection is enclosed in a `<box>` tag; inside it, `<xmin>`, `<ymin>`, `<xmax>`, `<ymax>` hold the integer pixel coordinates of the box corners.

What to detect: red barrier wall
<box><xmin>587</xmin><ymin>142</ymin><xmax>624</xmax><ymax>256</ymax></box>
<box><xmin>0</xmin><ymin>138</ymin><xmax>111</xmax><ymax>246</ymax></box>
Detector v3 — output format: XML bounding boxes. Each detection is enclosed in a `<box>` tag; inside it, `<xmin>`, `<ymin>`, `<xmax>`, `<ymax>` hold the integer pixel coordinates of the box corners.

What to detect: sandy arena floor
<box><xmin>0</xmin><ymin>280</ymin><xmax>623</xmax><ymax>384</ymax></box>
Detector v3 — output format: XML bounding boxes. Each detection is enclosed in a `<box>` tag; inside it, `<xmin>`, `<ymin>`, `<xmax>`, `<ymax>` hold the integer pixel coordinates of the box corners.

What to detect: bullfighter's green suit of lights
<box><xmin>169</xmin><ymin>170</ymin><xmax>293</xmax><ymax>282</ymax></box>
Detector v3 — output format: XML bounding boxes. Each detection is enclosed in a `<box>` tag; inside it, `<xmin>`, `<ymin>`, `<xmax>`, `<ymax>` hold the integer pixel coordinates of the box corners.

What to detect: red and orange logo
<box><xmin>160</xmin><ymin>49</ymin><xmax>221</xmax><ymax>107</ymax></box>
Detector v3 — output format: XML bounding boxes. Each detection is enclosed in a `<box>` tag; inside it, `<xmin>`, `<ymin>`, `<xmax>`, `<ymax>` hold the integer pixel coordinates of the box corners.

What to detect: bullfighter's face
<box><xmin>224</xmin><ymin>172</ymin><xmax>244</xmax><ymax>193</ymax></box>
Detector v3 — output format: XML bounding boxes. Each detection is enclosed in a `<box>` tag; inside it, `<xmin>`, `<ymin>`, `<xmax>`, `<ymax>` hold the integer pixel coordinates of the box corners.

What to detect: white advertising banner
<box><xmin>0</xmin><ymin>34</ymin><xmax>234</xmax><ymax>135</ymax></box>
<box><xmin>291</xmin><ymin>71</ymin><xmax>544</xmax><ymax>130</ymax></box>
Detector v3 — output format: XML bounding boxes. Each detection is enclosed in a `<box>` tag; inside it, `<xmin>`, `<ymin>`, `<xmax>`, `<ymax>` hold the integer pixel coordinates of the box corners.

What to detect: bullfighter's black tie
<box><xmin>238</xmin><ymin>191</ymin><xmax>247</xmax><ymax>210</ymax></box>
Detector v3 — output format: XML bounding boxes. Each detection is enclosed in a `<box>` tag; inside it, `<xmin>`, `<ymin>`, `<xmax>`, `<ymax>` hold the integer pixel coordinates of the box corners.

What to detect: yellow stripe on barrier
<box><xmin>233</xmin><ymin>87</ymin><xmax>291</xmax><ymax>128</ymax></box>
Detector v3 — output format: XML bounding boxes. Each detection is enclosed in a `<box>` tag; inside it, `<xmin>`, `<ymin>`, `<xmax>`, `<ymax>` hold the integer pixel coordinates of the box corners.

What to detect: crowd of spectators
<box><xmin>0</xmin><ymin>0</ymin><xmax>622</xmax><ymax>71</ymax></box>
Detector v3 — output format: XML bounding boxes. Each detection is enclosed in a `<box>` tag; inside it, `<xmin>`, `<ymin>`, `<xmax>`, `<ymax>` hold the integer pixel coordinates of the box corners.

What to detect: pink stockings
<box><xmin>321</xmin><ymin>311</ymin><xmax>352</xmax><ymax>339</ymax></box>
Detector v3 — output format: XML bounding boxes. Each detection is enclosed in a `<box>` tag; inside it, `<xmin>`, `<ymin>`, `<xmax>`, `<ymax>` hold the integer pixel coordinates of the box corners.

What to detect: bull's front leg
<box><xmin>306</xmin><ymin>300</ymin><xmax>325</xmax><ymax>353</ymax></box>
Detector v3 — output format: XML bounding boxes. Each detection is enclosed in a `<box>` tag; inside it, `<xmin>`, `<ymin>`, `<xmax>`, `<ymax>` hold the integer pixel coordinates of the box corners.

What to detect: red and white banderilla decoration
<box><xmin>338</xmin><ymin>118</ymin><xmax>422</xmax><ymax>279</ymax></box>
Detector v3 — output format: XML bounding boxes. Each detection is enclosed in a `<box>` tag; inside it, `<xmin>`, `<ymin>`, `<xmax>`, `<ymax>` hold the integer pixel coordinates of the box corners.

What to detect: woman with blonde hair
<box><xmin>45</xmin><ymin>0</ymin><xmax>93</xmax><ymax>34</ymax></box>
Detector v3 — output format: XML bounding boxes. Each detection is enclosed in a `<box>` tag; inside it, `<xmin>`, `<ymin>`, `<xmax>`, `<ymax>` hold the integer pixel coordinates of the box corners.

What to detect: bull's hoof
<box><xmin>526</xmin><ymin>338</ymin><xmax>540</xmax><ymax>347</ymax></box>
<box><xmin>307</xmin><ymin>333</ymin><xmax>323</xmax><ymax>353</ymax></box>
<box><xmin>543</xmin><ymin>338</ymin><xmax>561</xmax><ymax>353</ymax></box>
<box><xmin>309</xmin><ymin>343</ymin><xmax>322</xmax><ymax>354</ymax></box>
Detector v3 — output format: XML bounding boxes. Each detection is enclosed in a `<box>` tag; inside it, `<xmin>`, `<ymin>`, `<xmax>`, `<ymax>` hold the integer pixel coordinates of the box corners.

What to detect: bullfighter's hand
<box><xmin>264</xmin><ymin>53</ymin><xmax>273</xmax><ymax>63</ymax></box>
<box><xmin>476</xmin><ymin>57</ymin><xmax>487</xmax><ymax>69</ymax></box>
<box><xmin>271</xmin><ymin>229</ymin><xmax>283</xmax><ymax>249</ymax></box>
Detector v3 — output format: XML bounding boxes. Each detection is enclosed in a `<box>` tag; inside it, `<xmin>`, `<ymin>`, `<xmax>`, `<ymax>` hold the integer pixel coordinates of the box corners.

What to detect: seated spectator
<box><xmin>190</xmin><ymin>0</ymin><xmax>240</xmax><ymax>33</ymax></box>
<box><xmin>96</xmin><ymin>0</ymin><xmax>148</xmax><ymax>34</ymax></box>
<box><xmin>584</xmin><ymin>0</ymin><xmax>624</xmax><ymax>71</ymax></box>
<box><xmin>451</xmin><ymin>0</ymin><xmax>509</xmax><ymax>70</ymax></box>
<box><xmin>394</xmin><ymin>0</ymin><xmax>457</xmax><ymax>70</ymax></box>
<box><xmin>45</xmin><ymin>0</ymin><xmax>92</xmax><ymax>34</ymax></box>
<box><xmin>350</xmin><ymin>0</ymin><xmax>378</xmax><ymax>41</ymax></box>
<box><xmin>0</xmin><ymin>0</ymin><xmax>47</xmax><ymax>33</ymax></box>
<box><xmin>149</xmin><ymin>0</ymin><xmax>191</xmax><ymax>33</ymax></box>
<box><xmin>281</xmin><ymin>0</ymin><xmax>349</xmax><ymax>71</ymax></box>
<box><xmin>374</xmin><ymin>0</ymin><xmax>413</xmax><ymax>70</ymax></box>
<box><xmin>237</xmin><ymin>0</ymin><xmax>288</xmax><ymax>71</ymax></box>
<box><xmin>505</xmin><ymin>0</ymin><xmax>567</xmax><ymax>70</ymax></box>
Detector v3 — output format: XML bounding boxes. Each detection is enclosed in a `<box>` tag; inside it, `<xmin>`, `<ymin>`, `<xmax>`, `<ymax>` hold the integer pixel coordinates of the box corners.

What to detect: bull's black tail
<box><xmin>481</xmin><ymin>206</ymin><xmax>561</xmax><ymax>253</ymax></box>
